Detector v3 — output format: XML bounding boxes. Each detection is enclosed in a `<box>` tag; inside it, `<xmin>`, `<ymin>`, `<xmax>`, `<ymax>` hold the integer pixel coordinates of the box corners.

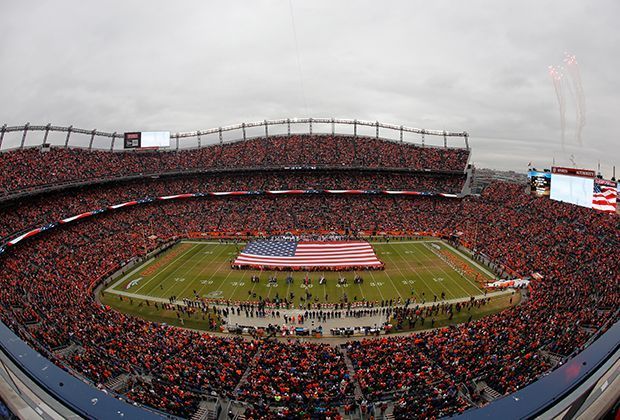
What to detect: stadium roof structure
<box><xmin>0</xmin><ymin>118</ymin><xmax>470</xmax><ymax>151</ymax></box>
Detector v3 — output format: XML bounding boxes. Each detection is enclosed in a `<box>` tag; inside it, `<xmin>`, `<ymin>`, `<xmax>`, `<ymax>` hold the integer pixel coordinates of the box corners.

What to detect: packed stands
<box><xmin>0</xmin><ymin>171</ymin><xmax>465</xmax><ymax>240</ymax></box>
<box><xmin>0</xmin><ymin>135</ymin><xmax>470</xmax><ymax>196</ymax></box>
<box><xmin>0</xmin><ymin>175</ymin><xmax>618</xmax><ymax>417</ymax></box>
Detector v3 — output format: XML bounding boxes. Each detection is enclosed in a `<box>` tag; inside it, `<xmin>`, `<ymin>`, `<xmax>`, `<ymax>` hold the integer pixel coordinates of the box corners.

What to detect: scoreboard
<box><xmin>123</xmin><ymin>131</ymin><xmax>170</xmax><ymax>149</ymax></box>
<box><xmin>549</xmin><ymin>166</ymin><xmax>595</xmax><ymax>208</ymax></box>
<box><xmin>124</xmin><ymin>132</ymin><xmax>141</xmax><ymax>148</ymax></box>
<box><xmin>528</xmin><ymin>171</ymin><xmax>551</xmax><ymax>197</ymax></box>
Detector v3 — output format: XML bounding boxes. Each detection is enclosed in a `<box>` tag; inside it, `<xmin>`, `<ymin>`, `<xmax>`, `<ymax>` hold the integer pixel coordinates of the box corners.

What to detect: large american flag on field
<box><xmin>233</xmin><ymin>240</ymin><xmax>383</xmax><ymax>269</ymax></box>
<box><xmin>592</xmin><ymin>179</ymin><xmax>617</xmax><ymax>213</ymax></box>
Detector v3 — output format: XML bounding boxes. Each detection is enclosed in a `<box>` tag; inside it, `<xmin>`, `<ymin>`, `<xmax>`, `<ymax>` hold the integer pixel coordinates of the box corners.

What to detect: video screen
<box><xmin>550</xmin><ymin>173</ymin><xmax>594</xmax><ymax>208</ymax></box>
<box><xmin>528</xmin><ymin>171</ymin><xmax>551</xmax><ymax>196</ymax></box>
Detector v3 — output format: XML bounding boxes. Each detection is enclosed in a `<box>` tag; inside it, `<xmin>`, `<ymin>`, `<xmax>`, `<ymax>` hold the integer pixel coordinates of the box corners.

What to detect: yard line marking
<box><xmin>228</xmin><ymin>269</ymin><xmax>249</xmax><ymax>300</ymax></box>
<box><xmin>374</xmin><ymin>246</ymin><xmax>406</xmax><ymax>301</ymax></box>
<box><xmin>442</xmin><ymin>242</ymin><xmax>496</xmax><ymax>280</ymax></box>
<box><xmin>353</xmin><ymin>270</ymin><xmax>367</xmax><ymax>302</ymax></box>
<box><xmin>133</xmin><ymin>244</ymin><xmax>200</xmax><ymax>294</ymax></box>
<box><xmin>160</xmin><ymin>244</ymin><xmax>224</xmax><ymax>298</ymax></box>
<box><xmin>411</xmin><ymin>243</ymin><xmax>460</xmax><ymax>299</ymax></box>
<box><xmin>176</xmin><ymin>244</ymin><xmax>228</xmax><ymax>299</ymax></box>
<box><xmin>382</xmin><ymin>244</ymin><xmax>420</xmax><ymax>301</ymax></box>
<box><xmin>195</xmin><ymin>245</ymin><xmax>238</xmax><ymax>298</ymax></box>
<box><xmin>366</xmin><ymin>270</ymin><xmax>385</xmax><ymax>301</ymax></box>
<box><xmin>108</xmin><ymin>256</ymin><xmax>155</xmax><ymax>291</ymax></box>
<box><xmin>422</xmin><ymin>243</ymin><xmax>482</xmax><ymax>297</ymax></box>
<box><xmin>321</xmin><ymin>271</ymin><xmax>328</xmax><ymax>303</ymax></box>
<box><xmin>390</xmin><ymin>242</ymin><xmax>439</xmax><ymax>300</ymax></box>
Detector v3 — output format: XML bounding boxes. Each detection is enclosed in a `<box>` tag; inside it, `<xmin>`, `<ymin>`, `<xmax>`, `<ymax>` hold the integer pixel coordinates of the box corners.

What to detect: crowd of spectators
<box><xmin>0</xmin><ymin>179</ymin><xmax>617</xmax><ymax>418</ymax></box>
<box><xmin>237</xmin><ymin>341</ymin><xmax>353</xmax><ymax>417</ymax></box>
<box><xmin>0</xmin><ymin>170</ymin><xmax>465</xmax><ymax>240</ymax></box>
<box><xmin>0</xmin><ymin>135</ymin><xmax>470</xmax><ymax>195</ymax></box>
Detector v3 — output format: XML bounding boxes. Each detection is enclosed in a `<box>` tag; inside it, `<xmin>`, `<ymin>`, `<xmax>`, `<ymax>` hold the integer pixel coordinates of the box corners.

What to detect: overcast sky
<box><xmin>0</xmin><ymin>1</ymin><xmax>618</xmax><ymax>176</ymax></box>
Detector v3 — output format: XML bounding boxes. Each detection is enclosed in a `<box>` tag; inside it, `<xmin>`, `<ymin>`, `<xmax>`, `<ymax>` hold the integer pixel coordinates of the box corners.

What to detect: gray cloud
<box><xmin>0</xmin><ymin>0</ymin><xmax>617</xmax><ymax>177</ymax></box>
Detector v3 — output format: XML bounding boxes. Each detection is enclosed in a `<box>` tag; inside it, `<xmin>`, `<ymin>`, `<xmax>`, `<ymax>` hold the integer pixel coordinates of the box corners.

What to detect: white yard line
<box><xmin>159</xmin><ymin>245</ymin><xmax>223</xmax><ymax>298</ymax></box>
<box><xmin>353</xmin><ymin>271</ymin><xmax>367</xmax><ymax>301</ymax></box>
<box><xmin>108</xmin><ymin>257</ymin><xmax>155</xmax><ymax>290</ymax></box>
<box><xmin>421</xmin><ymin>243</ymin><xmax>475</xmax><ymax>298</ymax></box>
<box><xmin>367</xmin><ymin>270</ymin><xmax>386</xmax><ymax>301</ymax></box>
<box><xmin>133</xmin><ymin>244</ymin><xmax>200</xmax><ymax>294</ymax></box>
<box><xmin>389</xmin><ymin>242</ymin><xmax>440</xmax><ymax>299</ymax></box>
<box><xmin>442</xmin><ymin>242</ymin><xmax>496</xmax><ymax>279</ymax></box>
<box><xmin>376</xmin><ymin>247</ymin><xmax>407</xmax><ymax>301</ymax></box>
<box><xmin>382</xmin><ymin>245</ymin><xmax>420</xmax><ymax>301</ymax></box>
<box><xmin>227</xmin><ymin>269</ymin><xmax>250</xmax><ymax>300</ymax></box>
<box><xmin>176</xmin><ymin>245</ymin><xmax>228</xmax><ymax>298</ymax></box>
<box><xmin>422</xmin><ymin>242</ymin><xmax>486</xmax><ymax>296</ymax></box>
<box><xmin>195</xmin><ymin>245</ymin><xmax>239</xmax><ymax>297</ymax></box>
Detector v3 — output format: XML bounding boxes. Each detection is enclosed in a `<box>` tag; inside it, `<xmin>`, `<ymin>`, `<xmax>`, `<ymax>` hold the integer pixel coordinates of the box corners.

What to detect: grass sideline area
<box><xmin>99</xmin><ymin>239</ymin><xmax>519</xmax><ymax>333</ymax></box>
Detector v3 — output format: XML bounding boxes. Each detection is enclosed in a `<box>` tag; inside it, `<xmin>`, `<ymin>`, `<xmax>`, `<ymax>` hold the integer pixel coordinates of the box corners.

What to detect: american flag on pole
<box><xmin>592</xmin><ymin>179</ymin><xmax>617</xmax><ymax>213</ymax></box>
<box><xmin>233</xmin><ymin>240</ymin><xmax>383</xmax><ymax>270</ymax></box>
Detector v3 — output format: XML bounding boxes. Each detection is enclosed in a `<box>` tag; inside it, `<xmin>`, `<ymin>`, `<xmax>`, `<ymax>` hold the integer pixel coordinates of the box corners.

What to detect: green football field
<box><xmin>105</xmin><ymin>239</ymin><xmax>495</xmax><ymax>307</ymax></box>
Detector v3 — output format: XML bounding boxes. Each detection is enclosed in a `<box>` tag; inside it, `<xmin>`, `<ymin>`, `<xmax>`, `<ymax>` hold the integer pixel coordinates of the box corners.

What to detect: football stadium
<box><xmin>0</xmin><ymin>2</ymin><xmax>618</xmax><ymax>420</ymax></box>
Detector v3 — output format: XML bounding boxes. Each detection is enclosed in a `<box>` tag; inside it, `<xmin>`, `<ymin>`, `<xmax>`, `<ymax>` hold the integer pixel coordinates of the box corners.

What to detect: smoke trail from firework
<box><xmin>548</xmin><ymin>65</ymin><xmax>566</xmax><ymax>149</ymax></box>
<box><xmin>563</xmin><ymin>53</ymin><xmax>586</xmax><ymax>146</ymax></box>
<box><xmin>562</xmin><ymin>67</ymin><xmax>579</xmax><ymax>142</ymax></box>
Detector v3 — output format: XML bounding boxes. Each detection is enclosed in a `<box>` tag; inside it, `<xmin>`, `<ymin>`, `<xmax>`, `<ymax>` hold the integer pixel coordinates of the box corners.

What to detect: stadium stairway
<box><xmin>476</xmin><ymin>381</ymin><xmax>502</xmax><ymax>402</ymax></box>
<box><xmin>538</xmin><ymin>350</ymin><xmax>566</xmax><ymax>368</ymax></box>
<box><xmin>233</xmin><ymin>348</ymin><xmax>263</xmax><ymax>396</ymax></box>
<box><xmin>191</xmin><ymin>398</ymin><xmax>219</xmax><ymax>420</ymax></box>
<box><xmin>103</xmin><ymin>373</ymin><xmax>131</xmax><ymax>392</ymax></box>
<box><xmin>338</xmin><ymin>346</ymin><xmax>364</xmax><ymax>400</ymax></box>
<box><xmin>53</xmin><ymin>343</ymin><xmax>81</xmax><ymax>359</ymax></box>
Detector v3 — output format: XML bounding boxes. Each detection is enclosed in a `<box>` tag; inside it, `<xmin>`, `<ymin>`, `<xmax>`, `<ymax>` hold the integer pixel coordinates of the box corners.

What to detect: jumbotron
<box><xmin>0</xmin><ymin>119</ymin><xmax>617</xmax><ymax>419</ymax></box>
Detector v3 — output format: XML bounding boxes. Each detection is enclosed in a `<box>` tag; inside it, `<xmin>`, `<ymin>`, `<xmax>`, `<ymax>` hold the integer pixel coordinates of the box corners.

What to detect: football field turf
<box><xmin>105</xmin><ymin>239</ymin><xmax>495</xmax><ymax>307</ymax></box>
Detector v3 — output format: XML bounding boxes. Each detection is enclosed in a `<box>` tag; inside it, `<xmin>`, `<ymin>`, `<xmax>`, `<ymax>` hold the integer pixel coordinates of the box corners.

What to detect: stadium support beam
<box><xmin>0</xmin><ymin>124</ymin><xmax>6</xmax><ymax>149</ymax></box>
<box><xmin>20</xmin><ymin>123</ymin><xmax>29</xmax><ymax>149</ymax></box>
<box><xmin>400</xmin><ymin>126</ymin><xmax>403</xmax><ymax>142</ymax></box>
<box><xmin>331</xmin><ymin>118</ymin><xmax>335</xmax><ymax>135</ymax></box>
<box><xmin>443</xmin><ymin>131</ymin><xmax>447</xmax><ymax>148</ymax></box>
<box><xmin>88</xmin><ymin>129</ymin><xmax>96</xmax><ymax>150</ymax></box>
<box><xmin>242</xmin><ymin>123</ymin><xmax>246</xmax><ymax>141</ymax></box>
<box><xmin>353</xmin><ymin>120</ymin><xmax>357</xmax><ymax>138</ymax></box>
<box><xmin>197</xmin><ymin>130</ymin><xmax>201</xmax><ymax>148</ymax></box>
<box><xmin>42</xmin><ymin>123</ymin><xmax>51</xmax><ymax>146</ymax></box>
<box><xmin>110</xmin><ymin>132</ymin><xmax>116</xmax><ymax>151</ymax></box>
<box><xmin>464</xmin><ymin>133</ymin><xmax>469</xmax><ymax>149</ymax></box>
<box><xmin>309</xmin><ymin>118</ymin><xmax>313</xmax><ymax>135</ymax></box>
<box><xmin>264</xmin><ymin>120</ymin><xmax>268</xmax><ymax>138</ymax></box>
<box><xmin>218</xmin><ymin>128</ymin><xmax>223</xmax><ymax>144</ymax></box>
<box><xmin>421</xmin><ymin>131</ymin><xmax>425</xmax><ymax>147</ymax></box>
<box><xmin>64</xmin><ymin>125</ymin><xmax>72</xmax><ymax>148</ymax></box>
<box><xmin>287</xmin><ymin>119</ymin><xmax>291</xmax><ymax>136</ymax></box>
<box><xmin>176</xmin><ymin>133</ymin><xmax>180</xmax><ymax>150</ymax></box>
<box><xmin>375</xmin><ymin>121</ymin><xmax>379</xmax><ymax>139</ymax></box>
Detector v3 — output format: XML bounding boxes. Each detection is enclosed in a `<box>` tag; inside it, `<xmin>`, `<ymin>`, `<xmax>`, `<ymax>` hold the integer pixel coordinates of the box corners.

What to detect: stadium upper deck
<box><xmin>0</xmin><ymin>119</ymin><xmax>471</xmax><ymax>198</ymax></box>
<box><xmin>0</xmin><ymin>135</ymin><xmax>470</xmax><ymax>196</ymax></box>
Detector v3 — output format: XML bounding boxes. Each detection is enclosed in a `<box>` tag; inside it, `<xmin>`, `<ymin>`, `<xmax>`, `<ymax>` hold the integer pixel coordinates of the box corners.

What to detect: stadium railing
<box><xmin>457</xmin><ymin>319</ymin><xmax>620</xmax><ymax>419</ymax></box>
<box><xmin>0</xmin><ymin>118</ymin><xmax>469</xmax><ymax>151</ymax></box>
<box><xmin>0</xmin><ymin>322</ymin><xmax>176</xmax><ymax>419</ymax></box>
